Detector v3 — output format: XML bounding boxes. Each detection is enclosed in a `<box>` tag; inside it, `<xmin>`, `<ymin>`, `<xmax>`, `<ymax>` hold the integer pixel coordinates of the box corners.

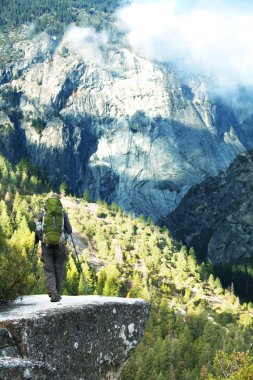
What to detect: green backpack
<box><xmin>42</xmin><ymin>197</ymin><xmax>65</xmax><ymax>245</ymax></box>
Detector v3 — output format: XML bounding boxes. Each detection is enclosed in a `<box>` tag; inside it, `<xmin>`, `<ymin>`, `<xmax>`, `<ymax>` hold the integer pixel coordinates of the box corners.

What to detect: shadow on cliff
<box><xmin>0</xmin><ymin>87</ymin><xmax>27</xmax><ymax>162</ymax></box>
<box><xmin>4</xmin><ymin>109</ymin><xmax>249</xmax><ymax>214</ymax></box>
<box><xmin>81</xmin><ymin>110</ymin><xmax>247</xmax><ymax>218</ymax></box>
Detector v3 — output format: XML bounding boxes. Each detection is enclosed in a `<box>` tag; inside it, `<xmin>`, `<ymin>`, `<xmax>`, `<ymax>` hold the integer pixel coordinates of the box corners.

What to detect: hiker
<box><xmin>35</xmin><ymin>193</ymin><xmax>72</xmax><ymax>302</ymax></box>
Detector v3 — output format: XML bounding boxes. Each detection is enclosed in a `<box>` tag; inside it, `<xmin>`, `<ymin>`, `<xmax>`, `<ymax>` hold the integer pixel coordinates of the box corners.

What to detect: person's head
<box><xmin>48</xmin><ymin>192</ymin><xmax>60</xmax><ymax>199</ymax></box>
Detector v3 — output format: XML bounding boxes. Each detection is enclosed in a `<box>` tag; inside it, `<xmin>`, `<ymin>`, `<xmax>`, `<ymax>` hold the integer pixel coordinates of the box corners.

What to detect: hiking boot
<box><xmin>50</xmin><ymin>294</ymin><xmax>61</xmax><ymax>302</ymax></box>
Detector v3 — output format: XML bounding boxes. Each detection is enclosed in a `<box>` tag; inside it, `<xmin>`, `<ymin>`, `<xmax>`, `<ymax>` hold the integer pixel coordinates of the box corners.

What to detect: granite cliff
<box><xmin>1</xmin><ymin>15</ymin><xmax>253</xmax><ymax>220</ymax></box>
<box><xmin>162</xmin><ymin>150</ymin><xmax>253</xmax><ymax>266</ymax></box>
<box><xmin>0</xmin><ymin>295</ymin><xmax>149</xmax><ymax>380</ymax></box>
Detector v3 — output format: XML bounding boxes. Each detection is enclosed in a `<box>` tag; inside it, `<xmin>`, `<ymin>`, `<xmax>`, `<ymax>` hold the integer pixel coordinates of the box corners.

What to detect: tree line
<box><xmin>0</xmin><ymin>0</ymin><xmax>120</xmax><ymax>36</ymax></box>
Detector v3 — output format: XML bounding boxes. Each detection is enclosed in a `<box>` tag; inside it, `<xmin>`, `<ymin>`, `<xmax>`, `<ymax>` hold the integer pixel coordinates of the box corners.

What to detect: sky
<box><xmin>116</xmin><ymin>0</ymin><xmax>253</xmax><ymax>94</ymax></box>
<box><xmin>61</xmin><ymin>0</ymin><xmax>253</xmax><ymax>95</ymax></box>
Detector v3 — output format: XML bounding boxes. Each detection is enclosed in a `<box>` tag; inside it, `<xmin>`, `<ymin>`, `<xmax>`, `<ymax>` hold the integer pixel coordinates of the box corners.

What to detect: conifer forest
<box><xmin>1</xmin><ymin>155</ymin><xmax>253</xmax><ymax>379</ymax></box>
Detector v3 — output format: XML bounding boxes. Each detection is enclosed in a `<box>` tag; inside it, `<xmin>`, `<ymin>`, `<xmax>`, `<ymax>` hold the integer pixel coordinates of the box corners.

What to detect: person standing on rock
<box><xmin>35</xmin><ymin>193</ymin><xmax>72</xmax><ymax>302</ymax></box>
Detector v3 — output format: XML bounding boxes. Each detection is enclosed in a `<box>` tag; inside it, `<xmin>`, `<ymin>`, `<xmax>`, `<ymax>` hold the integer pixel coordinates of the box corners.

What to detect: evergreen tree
<box><xmin>96</xmin><ymin>269</ymin><xmax>107</xmax><ymax>295</ymax></box>
<box><xmin>102</xmin><ymin>265</ymin><xmax>120</xmax><ymax>297</ymax></box>
<box><xmin>65</xmin><ymin>256</ymin><xmax>79</xmax><ymax>295</ymax></box>
<box><xmin>0</xmin><ymin>200</ymin><xmax>12</xmax><ymax>237</ymax></box>
<box><xmin>78</xmin><ymin>262</ymin><xmax>94</xmax><ymax>295</ymax></box>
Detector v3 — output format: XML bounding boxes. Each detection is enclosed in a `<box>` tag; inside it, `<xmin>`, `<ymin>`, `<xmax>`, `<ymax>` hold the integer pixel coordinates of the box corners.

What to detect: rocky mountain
<box><xmin>0</xmin><ymin>295</ymin><xmax>149</xmax><ymax>380</ymax></box>
<box><xmin>161</xmin><ymin>149</ymin><xmax>253</xmax><ymax>266</ymax></box>
<box><xmin>1</xmin><ymin>5</ymin><xmax>253</xmax><ymax>220</ymax></box>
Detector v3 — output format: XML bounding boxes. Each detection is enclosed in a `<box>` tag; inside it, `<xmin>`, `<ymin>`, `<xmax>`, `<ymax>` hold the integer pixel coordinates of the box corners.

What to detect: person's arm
<box><xmin>35</xmin><ymin>211</ymin><xmax>43</xmax><ymax>244</ymax></box>
<box><xmin>64</xmin><ymin>212</ymin><xmax>72</xmax><ymax>234</ymax></box>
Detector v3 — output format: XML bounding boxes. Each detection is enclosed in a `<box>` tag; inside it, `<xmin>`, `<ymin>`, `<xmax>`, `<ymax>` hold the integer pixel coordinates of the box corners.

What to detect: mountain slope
<box><xmin>161</xmin><ymin>149</ymin><xmax>253</xmax><ymax>298</ymax></box>
<box><xmin>163</xmin><ymin>149</ymin><xmax>253</xmax><ymax>264</ymax></box>
<box><xmin>0</xmin><ymin>3</ymin><xmax>253</xmax><ymax>220</ymax></box>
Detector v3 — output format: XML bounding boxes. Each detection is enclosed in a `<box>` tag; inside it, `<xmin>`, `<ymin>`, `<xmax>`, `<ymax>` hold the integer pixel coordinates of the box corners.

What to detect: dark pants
<box><xmin>41</xmin><ymin>243</ymin><xmax>67</xmax><ymax>297</ymax></box>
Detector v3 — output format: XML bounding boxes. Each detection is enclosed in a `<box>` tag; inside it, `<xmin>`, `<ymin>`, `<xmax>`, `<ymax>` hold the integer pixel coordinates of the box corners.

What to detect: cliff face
<box><xmin>0</xmin><ymin>26</ymin><xmax>252</xmax><ymax>219</ymax></box>
<box><xmin>162</xmin><ymin>150</ymin><xmax>253</xmax><ymax>265</ymax></box>
<box><xmin>0</xmin><ymin>295</ymin><xmax>149</xmax><ymax>380</ymax></box>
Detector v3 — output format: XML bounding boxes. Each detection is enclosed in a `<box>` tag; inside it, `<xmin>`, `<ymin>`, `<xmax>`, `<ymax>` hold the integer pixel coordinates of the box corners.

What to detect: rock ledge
<box><xmin>0</xmin><ymin>295</ymin><xmax>149</xmax><ymax>380</ymax></box>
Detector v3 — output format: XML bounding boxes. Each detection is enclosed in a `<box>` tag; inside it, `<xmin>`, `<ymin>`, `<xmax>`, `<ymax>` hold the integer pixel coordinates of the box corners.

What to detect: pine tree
<box><xmin>0</xmin><ymin>200</ymin><xmax>12</xmax><ymax>238</ymax></box>
<box><xmin>96</xmin><ymin>269</ymin><xmax>107</xmax><ymax>295</ymax></box>
<box><xmin>4</xmin><ymin>190</ymin><xmax>12</xmax><ymax>203</ymax></box>
<box><xmin>10</xmin><ymin>215</ymin><xmax>33</xmax><ymax>255</ymax></box>
<box><xmin>208</xmin><ymin>274</ymin><xmax>215</xmax><ymax>290</ymax></box>
<box><xmin>83</xmin><ymin>189</ymin><xmax>91</xmax><ymax>202</ymax></box>
<box><xmin>129</xmin><ymin>272</ymin><xmax>143</xmax><ymax>298</ymax></box>
<box><xmin>214</xmin><ymin>277</ymin><xmax>223</xmax><ymax>295</ymax></box>
<box><xmin>0</xmin><ymin>244</ymin><xmax>32</xmax><ymax>301</ymax></box>
<box><xmin>65</xmin><ymin>256</ymin><xmax>79</xmax><ymax>295</ymax></box>
<box><xmin>60</xmin><ymin>181</ymin><xmax>68</xmax><ymax>196</ymax></box>
<box><xmin>78</xmin><ymin>262</ymin><xmax>93</xmax><ymax>295</ymax></box>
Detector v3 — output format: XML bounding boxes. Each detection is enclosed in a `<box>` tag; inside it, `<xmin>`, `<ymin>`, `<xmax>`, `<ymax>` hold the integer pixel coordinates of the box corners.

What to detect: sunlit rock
<box><xmin>1</xmin><ymin>30</ymin><xmax>252</xmax><ymax>220</ymax></box>
<box><xmin>0</xmin><ymin>295</ymin><xmax>149</xmax><ymax>380</ymax></box>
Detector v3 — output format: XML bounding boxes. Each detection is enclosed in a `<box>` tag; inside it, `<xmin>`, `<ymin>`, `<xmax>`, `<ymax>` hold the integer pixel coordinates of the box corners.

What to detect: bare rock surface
<box><xmin>1</xmin><ymin>28</ymin><xmax>253</xmax><ymax>220</ymax></box>
<box><xmin>0</xmin><ymin>295</ymin><xmax>149</xmax><ymax>380</ymax></box>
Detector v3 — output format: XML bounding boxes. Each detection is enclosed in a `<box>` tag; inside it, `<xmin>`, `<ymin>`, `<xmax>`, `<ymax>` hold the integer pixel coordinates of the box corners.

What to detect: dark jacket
<box><xmin>35</xmin><ymin>211</ymin><xmax>72</xmax><ymax>244</ymax></box>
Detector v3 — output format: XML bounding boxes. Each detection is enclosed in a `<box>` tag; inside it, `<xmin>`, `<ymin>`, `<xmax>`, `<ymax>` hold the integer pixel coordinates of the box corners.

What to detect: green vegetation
<box><xmin>63</xmin><ymin>197</ymin><xmax>253</xmax><ymax>379</ymax></box>
<box><xmin>123</xmin><ymin>304</ymin><xmax>253</xmax><ymax>379</ymax></box>
<box><xmin>1</xmin><ymin>155</ymin><xmax>253</xmax><ymax>378</ymax></box>
<box><xmin>0</xmin><ymin>0</ymin><xmax>83</xmax><ymax>35</ymax></box>
<box><xmin>0</xmin><ymin>155</ymin><xmax>51</xmax><ymax>301</ymax></box>
<box><xmin>0</xmin><ymin>0</ymin><xmax>120</xmax><ymax>36</ymax></box>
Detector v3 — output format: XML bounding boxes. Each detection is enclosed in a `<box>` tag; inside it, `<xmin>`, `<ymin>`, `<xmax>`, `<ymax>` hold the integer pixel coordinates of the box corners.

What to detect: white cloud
<box><xmin>116</xmin><ymin>0</ymin><xmax>253</xmax><ymax>93</ymax></box>
<box><xmin>62</xmin><ymin>25</ymin><xmax>108</xmax><ymax>66</ymax></box>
